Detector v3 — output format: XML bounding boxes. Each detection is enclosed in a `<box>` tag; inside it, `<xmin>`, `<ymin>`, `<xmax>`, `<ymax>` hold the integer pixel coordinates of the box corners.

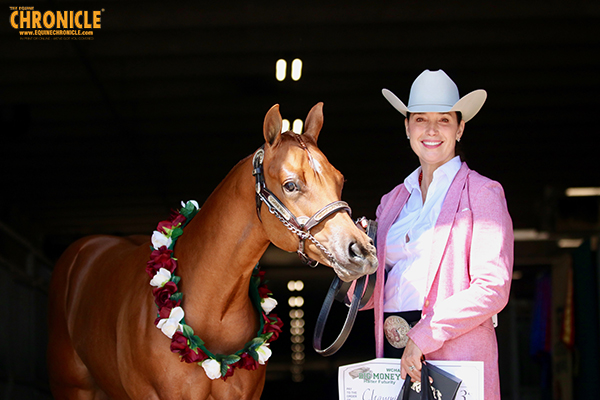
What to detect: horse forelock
<box><xmin>272</xmin><ymin>131</ymin><xmax>322</xmax><ymax>177</ymax></box>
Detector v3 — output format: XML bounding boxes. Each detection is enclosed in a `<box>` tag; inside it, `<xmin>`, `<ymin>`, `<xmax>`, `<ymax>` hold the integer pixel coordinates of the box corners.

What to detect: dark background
<box><xmin>1</xmin><ymin>1</ymin><xmax>599</xmax><ymax>399</ymax></box>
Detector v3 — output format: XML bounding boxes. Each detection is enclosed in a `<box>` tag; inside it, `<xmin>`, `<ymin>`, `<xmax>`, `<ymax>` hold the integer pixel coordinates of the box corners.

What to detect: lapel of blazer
<box><xmin>381</xmin><ymin>187</ymin><xmax>410</xmax><ymax>239</ymax></box>
<box><xmin>426</xmin><ymin>162</ymin><xmax>471</xmax><ymax>291</ymax></box>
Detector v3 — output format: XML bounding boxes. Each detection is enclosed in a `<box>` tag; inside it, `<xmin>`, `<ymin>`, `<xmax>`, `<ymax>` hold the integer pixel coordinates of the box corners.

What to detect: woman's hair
<box><xmin>406</xmin><ymin>111</ymin><xmax>463</xmax><ymax>123</ymax></box>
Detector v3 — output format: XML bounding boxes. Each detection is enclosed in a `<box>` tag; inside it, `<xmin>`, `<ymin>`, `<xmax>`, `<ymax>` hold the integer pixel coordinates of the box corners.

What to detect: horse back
<box><xmin>50</xmin><ymin>234</ymin><xmax>150</xmax><ymax>321</ymax></box>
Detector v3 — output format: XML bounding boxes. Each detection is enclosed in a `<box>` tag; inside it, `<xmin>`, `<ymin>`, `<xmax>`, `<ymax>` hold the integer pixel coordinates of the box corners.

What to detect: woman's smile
<box><xmin>422</xmin><ymin>140</ymin><xmax>443</xmax><ymax>149</ymax></box>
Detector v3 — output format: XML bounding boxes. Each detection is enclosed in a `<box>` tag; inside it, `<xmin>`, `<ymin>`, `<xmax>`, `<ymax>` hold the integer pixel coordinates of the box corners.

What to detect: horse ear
<box><xmin>263</xmin><ymin>104</ymin><xmax>282</xmax><ymax>145</ymax></box>
<box><xmin>303</xmin><ymin>102</ymin><xmax>324</xmax><ymax>142</ymax></box>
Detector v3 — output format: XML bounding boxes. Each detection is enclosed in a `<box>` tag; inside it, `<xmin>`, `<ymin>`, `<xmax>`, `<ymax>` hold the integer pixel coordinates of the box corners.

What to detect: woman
<box><xmin>370</xmin><ymin>69</ymin><xmax>513</xmax><ymax>400</ymax></box>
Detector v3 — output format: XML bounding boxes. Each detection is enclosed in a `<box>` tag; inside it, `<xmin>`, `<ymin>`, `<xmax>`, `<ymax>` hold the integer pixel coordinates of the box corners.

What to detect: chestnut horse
<box><xmin>47</xmin><ymin>103</ymin><xmax>378</xmax><ymax>399</ymax></box>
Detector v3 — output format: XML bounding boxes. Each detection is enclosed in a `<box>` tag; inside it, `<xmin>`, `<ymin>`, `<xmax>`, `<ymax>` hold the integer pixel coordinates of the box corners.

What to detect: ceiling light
<box><xmin>512</xmin><ymin>271</ymin><xmax>523</xmax><ymax>280</ymax></box>
<box><xmin>558</xmin><ymin>238</ymin><xmax>584</xmax><ymax>248</ymax></box>
<box><xmin>288</xmin><ymin>296</ymin><xmax>304</xmax><ymax>307</ymax></box>
<box><xmin>513</xmin><ymin>229</ymin><xmax>550</xmax><ymax>241</ymax></box>
<box><xmin>291</xmin><ymin>58</ymin><xmax>303</xmax><ymax>81</ymax></box>
<box><xmin>276</xmin><ymin>59</ymin><xmax>287</xmax><ymax>81</ymax></box>
<box><xmin>565</xmin><ymin>187</ymin><xmax>600</xmax><ymax>197</ymax></box>
<box><xmin>281</xmin><ymin>119</ymin><xmax>290</xmax><ymax>133</ymax></box>
<box><xmin>292</xmin><ymin>119</ymin><xmax>303</xmax><ymax>134</ymax></box>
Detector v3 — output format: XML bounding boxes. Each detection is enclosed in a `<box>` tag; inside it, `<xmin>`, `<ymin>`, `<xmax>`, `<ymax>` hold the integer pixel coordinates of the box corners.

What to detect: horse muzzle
<box><xmin>313</xmin><ymin>217</ymin><xmax>378</xmax><ymax>282</ymax></box>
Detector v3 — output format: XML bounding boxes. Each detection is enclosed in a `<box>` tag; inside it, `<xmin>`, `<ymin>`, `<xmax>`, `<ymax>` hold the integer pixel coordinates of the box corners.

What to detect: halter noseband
<box><xmin>252</xmin><ymin>145</ymin><xmax>351</xmax><ymax>267</ymax></box>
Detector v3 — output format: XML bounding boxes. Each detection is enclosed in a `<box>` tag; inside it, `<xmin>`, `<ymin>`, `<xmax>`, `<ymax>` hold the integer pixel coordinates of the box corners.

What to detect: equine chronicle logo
<box><xmin>9</xmin><ymin>6</ymin><xmax>103</xmax><ymax>41</ymax></box>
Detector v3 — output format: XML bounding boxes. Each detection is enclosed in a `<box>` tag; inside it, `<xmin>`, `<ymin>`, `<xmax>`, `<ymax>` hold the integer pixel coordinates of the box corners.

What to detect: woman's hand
<box><xmin>401</xmin><ymin>338</ymin><xmax>423</xmax><ymax>382</ymax></box>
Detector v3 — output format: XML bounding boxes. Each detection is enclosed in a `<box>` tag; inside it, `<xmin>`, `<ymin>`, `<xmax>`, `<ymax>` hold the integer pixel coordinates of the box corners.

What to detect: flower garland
<box><xmin>146</xmin><ymin>200</ymin><xmax>284</xmax><ymax>381</ymax></box>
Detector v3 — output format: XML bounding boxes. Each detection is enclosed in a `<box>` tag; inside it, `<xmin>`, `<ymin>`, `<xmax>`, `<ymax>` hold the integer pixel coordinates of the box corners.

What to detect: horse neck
<box><xmin>173</xmin><ymin>155</ymin><xmax>270</xmax><ymax>317</ymax></box>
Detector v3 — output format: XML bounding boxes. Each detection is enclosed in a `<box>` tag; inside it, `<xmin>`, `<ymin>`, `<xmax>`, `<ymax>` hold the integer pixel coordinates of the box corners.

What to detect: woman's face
<box><xmin>405</xmin><ymin>112</ymin><xmax>465</xmax><ymax>171</ymax></box>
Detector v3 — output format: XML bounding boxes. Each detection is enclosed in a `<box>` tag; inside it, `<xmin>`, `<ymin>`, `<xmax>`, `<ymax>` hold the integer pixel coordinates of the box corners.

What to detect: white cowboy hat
<box><xmin>382</xmin><ymin>69</ymin><xmax>487</xmax><ymax>122</ymax></box>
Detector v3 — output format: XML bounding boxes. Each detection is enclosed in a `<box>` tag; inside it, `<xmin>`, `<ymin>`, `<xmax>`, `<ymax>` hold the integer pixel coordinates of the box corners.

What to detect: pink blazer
<box><xmin>369</xmin><ymin>163</ymin><xmax>513</xmax><ymax>400</ymax></box>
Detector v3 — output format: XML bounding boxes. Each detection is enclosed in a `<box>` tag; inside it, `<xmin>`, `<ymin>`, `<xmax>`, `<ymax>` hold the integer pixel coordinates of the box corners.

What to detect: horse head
<box><xmin>257</xmin><ymin>103</ymin><xmax>378</xmax><ymax>282</ymax></box>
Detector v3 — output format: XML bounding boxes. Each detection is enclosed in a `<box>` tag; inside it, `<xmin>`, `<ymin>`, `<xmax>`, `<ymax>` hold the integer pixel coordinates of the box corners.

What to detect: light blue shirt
<box><xmin>383</xmin><ymin>156</ymin><xmax>462</xmax><ymax>312</ymax></box>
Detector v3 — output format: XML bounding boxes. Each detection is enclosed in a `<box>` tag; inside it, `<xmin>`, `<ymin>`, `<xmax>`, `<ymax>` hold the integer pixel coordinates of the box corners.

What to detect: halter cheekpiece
<box><xmin>252</xmin><ymin>144</ymin><xmax>352</xmax><ymax>267</ymax></box>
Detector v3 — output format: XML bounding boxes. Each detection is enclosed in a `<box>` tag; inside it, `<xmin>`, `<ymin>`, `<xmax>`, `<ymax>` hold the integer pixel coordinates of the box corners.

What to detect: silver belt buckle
<box><xmin>384</xmin><ymin>315</ymin><xmax>411</xmax><ymax>349</ymax></box>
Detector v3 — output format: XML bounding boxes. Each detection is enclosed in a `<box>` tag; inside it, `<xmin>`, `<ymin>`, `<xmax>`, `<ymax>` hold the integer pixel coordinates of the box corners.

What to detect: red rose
<box><xmin>180</xmin><ymin>347</ymin><xmax>208</xmax><ymax>363</ymax></box>
<box><xmin>170</xmin><ymin>213</ymin><xmax>187</xmax><ymax>226</ymax></box>
<box><xmin>170</xmin><ymin>332</ymin><xmax>188</xmax><ymax>353</ymax></box>
<box><xmin>152</xmin><ymin>282</ymin><xmax>179</xmax><ymax>309</ymax></box>
<box><xmin>221</xmin><ymin>365</ymin><xmax>235</xmax><ymax>381</ymax></box>
<box><xmin>263</xmin><ymin>313</ymin><xmax>283</xmax><ymax>342</ymax></box>
<box><xmin>146</xmin><ymin>246</ymin><xmax>177</xmax><ymax>277</ymax></box>
<box><xmin>154</xmin><ymin>305</ymin><xmax>172</xmax><ymax>325</ymax></box>
<box><xmin>257</xmin><ymin>285</ymin><xmax>271</xmax><ymax>299</ymax></box>
<box><xmin>157</xmin><ymin>220</ymin><xmax>175</xmax><ymax>234</ymax></box>
<box><xmin>235</xmin><ymin>352</ymin><xmax>259</xmax><ymax>371</ymax></box>
<box><xmin>256</xmin><ymin>270</ymin><xmax>266</xmax><ymax>282</ymax></box>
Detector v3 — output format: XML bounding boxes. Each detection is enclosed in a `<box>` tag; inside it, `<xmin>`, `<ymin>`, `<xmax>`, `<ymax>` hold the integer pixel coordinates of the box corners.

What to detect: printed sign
<box><xmin>339</xmin><ymin>358</ymin><xmax>484</xmax><ymax>400</ymax></box>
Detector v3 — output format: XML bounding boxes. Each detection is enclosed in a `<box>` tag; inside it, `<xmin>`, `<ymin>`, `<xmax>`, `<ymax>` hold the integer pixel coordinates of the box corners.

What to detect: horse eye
<box><xmin>283</xmin><ymin>181</ymin><xmax>298</xmax><ymax>193</ymax></box>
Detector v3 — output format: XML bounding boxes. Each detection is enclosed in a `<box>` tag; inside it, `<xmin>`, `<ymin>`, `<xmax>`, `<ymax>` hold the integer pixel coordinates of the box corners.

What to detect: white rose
<box><xmin>150</xmin><ymin>268</ymin><xmax>171</xmax><ymax>287</ymax></box>
<box><xmin>256</xmin><ymin>342</ymin><xmax>272</xmax><ymax>365</ymax></box>
<box><xmin>261</xmin><ymin>297</ymin><xmax>277</xmax><ymax>314</ymax></box>
<box><xmin>156</xmin><ymin>307</ymin><xmax>184</xmax><ymax>339</ymax></box>
<box><xmin>202</xmin><ymin>359</ymin><xmax>222</xmax><ymax>380</ymax></box>
<box><xmin>151</xmin><ymin>231</ymin><xmax>172</xmax><ymax>249</ymax></box>
<box><xmin>181</xmin><ymin>200</ymin><xmax>200</xmax><ymax>210</ymax></box>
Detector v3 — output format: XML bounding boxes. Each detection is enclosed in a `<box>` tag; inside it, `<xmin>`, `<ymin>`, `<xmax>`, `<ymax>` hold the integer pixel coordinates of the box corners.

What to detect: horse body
<box><xmin>48</xmin><ymin>103</ymin><xmax>377</xmax><ymax>399</ymax></box>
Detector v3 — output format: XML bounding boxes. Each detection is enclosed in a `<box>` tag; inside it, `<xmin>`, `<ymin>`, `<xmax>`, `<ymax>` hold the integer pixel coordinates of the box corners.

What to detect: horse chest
<box><xmin>121</xmin><ymin>362</ymin><xmax>265</xmax><ymax>400</ymax></box>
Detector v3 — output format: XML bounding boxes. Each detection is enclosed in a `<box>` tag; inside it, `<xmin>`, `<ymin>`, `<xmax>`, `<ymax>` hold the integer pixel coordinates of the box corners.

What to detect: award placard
<box><xmin>339</xmin><ymin>358</ymin><xmax>484</xmax><ymax>400</ymax></box>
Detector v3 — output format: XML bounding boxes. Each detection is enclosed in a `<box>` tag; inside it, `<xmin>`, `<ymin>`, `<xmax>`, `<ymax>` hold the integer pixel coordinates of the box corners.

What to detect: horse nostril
<box><xmin>348</xmin><ymin>242</ymin><xmax>363</xmax><ymax>260</ymax></box>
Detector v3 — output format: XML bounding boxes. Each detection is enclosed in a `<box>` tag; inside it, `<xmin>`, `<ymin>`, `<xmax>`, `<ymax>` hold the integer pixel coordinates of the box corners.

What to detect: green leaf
<box><xmin>170</xmin><ymin>292</ymin><xmax>183</xmax><ymax>303</ymax></box>
<box><xmin>182</xmin><ymin>324</ymin><xmax>194</xmax><ymax>338</ymax></box>
<box><xmin>170</xmin><ymin>227</ymin><xmax>183</xmax><ymax>241</ymax></box>
<box><xmin>248</xmin><ymin>348</ymin><xmax>259</xmax><ymax>361</ymax></box>
<box><xmin>221</xmin><ymin>355</ymin><xmax>241</xmax><ymax>365</ymax></box>
<box><xmin>170</xmin><ymin>275</ymin><xmax>181</xmax><ymax>285</ymax></box>
<box><xmin>220</xmin><ymin>363</ymin><xmax>229</xmax><ymax>378</ymax></box>
<box><xmin>246</xmin><ymin>337</ymin><xmax>265</xmax><ymax>350</ymax></box>
<box><xmin>180</xmin><ymin>201</ymin><xmax>199</xmax><ymax>218</ymax></box>
<box><xmin>189</xmin><ymin>334</ymin><xmax>204</xmax><ymax>350</ymax></box>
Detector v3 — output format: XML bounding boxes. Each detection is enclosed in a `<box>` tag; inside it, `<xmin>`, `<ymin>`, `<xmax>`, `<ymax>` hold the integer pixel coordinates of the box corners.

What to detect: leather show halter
<box><xmin>252</xmin><ymin>144</ymin><xmax>351</xmax><ymax>267</ymax></box>
<box><xmin>252</xmin><ymin>143</ymin><xmax>377</xmax><ymax>356</ymax></box>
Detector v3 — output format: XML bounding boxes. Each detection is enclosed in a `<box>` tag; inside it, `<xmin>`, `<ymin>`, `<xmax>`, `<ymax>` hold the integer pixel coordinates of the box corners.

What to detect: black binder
<box><xmin>399</xmin><ymin>362</ymin><xmax>462</xmax><ymax>400</ymax></box>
